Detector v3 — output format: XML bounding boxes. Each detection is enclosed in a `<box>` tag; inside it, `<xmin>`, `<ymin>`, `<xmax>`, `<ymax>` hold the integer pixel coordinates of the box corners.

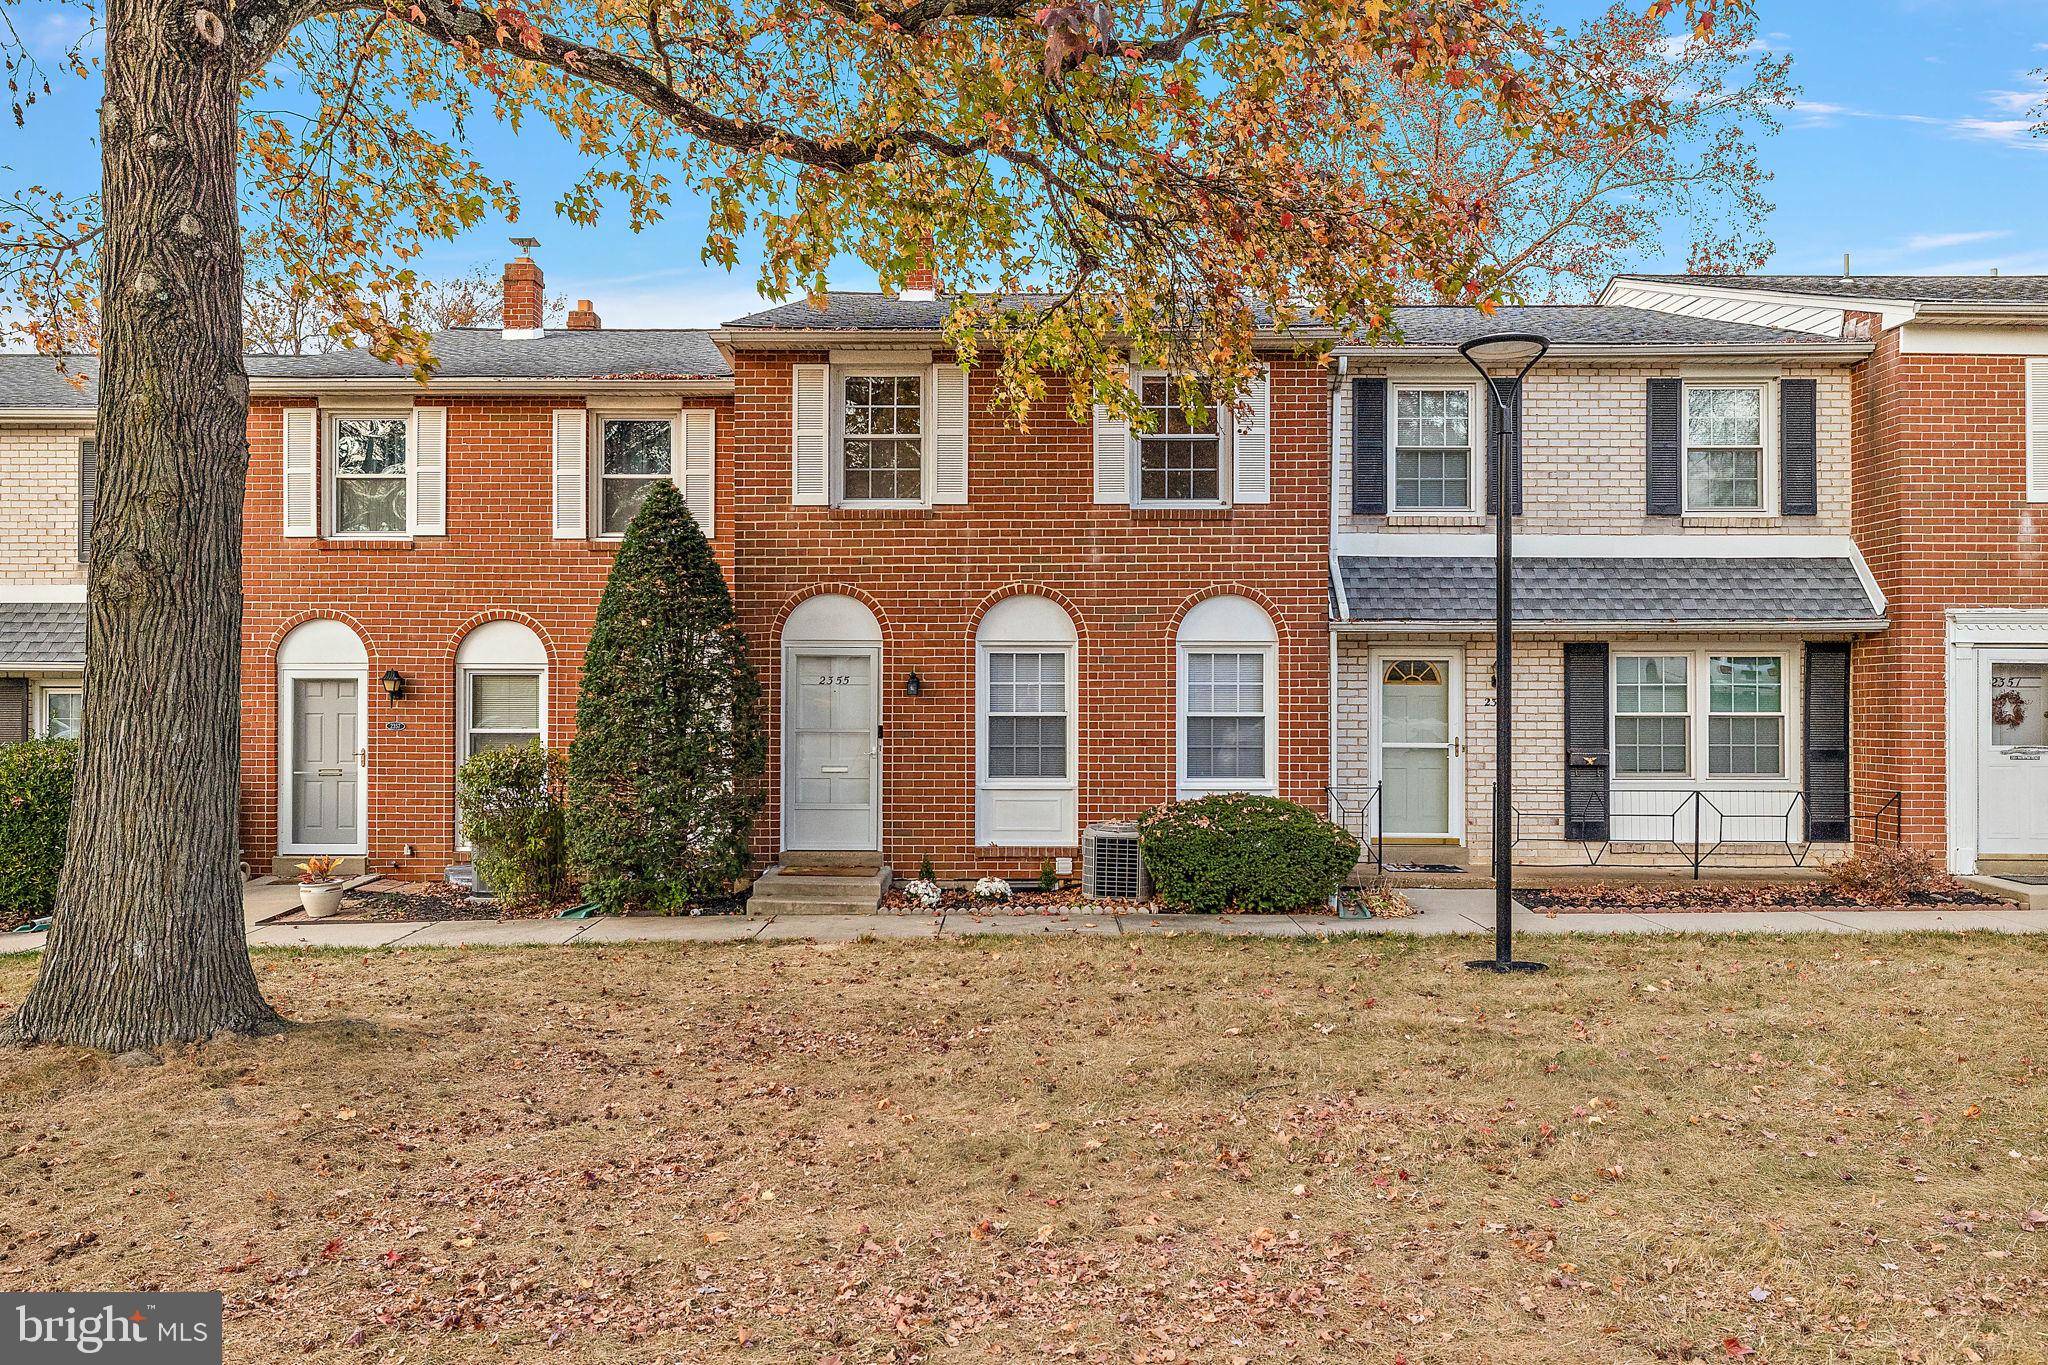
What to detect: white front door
<box><xmin>784</xmin><ymin>649</ymin><xmax>880</xmax><ymax>851</ymax></box>
<box><xmin>1980</xmin><ymin>652</ymin><xmax>2048</xmax><ymax>856</ymax></box>
<box><xmin>1372</xmin><ymin>650</ymin><xmax>1464</xmax><ymax>841</ymax></box>
<box><xmin>290</xmin><ymin>677</ymin><xmax>362</xmax><ymax>849</ymax></box>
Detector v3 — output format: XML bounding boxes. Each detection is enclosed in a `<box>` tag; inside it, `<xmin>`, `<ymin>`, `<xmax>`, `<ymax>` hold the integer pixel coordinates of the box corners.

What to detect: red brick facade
<box><xmin>727</xmin><ymin>349</ymin><xmax>1331</xmax><ymax>877</ymax></box>
<box><xmin>237</xmin><ymin>394</ymin><xmax>732</xmax><ymax>877</ymax></box>
<box><xmin>236</xmin><ymin>352</ymin><xmax>1331</xmax><ymax>881</ymax></box>
<box><xmin>1847</xmin><ymin>311</ymin><xmax>2048</xmax><ymax>855</ymax></box>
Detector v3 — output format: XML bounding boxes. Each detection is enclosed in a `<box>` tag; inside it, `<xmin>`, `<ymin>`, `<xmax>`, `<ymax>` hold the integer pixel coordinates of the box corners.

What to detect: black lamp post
<box><xmin>1456</xmin><ymin>331</ymin><xmax>1549</xmax><ymax>973</ymax></box>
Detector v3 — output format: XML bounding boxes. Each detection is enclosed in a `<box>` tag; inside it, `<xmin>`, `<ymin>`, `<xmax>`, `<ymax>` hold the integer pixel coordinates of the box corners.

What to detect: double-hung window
<box><xmin>1612</xmin><ymin>649</ymin><xmax>1788</xmax><ymax>781</ymax></box>
<box><xmin>1184</xmin><ymin>651</ymin><xmax>1267</xmax><ymax>782</ymax></box>
<box><xmin>1392</xmin><ymin>385</ymin><xmax>1475</xmax><ymax>512</ymax></box>
<box><xmin>985</xmin><ymin>652</ymin><xmax>1068</xmax><ymax>780</ymax></box>
<box><xmin>464</xmin><ymin>673</ymin><xmax>543</xmax><ymax>760</ymax></box>
<box><xmin>329</xmin><ymin>414</ymin><xmax>409</xmax><ymax>535</ymax></box>
<box><xmin>597</xmin><ymin>416</ymin><xmax>674</xmax><ymax>536</ymax></box>
<box><xmin>37</xmin><ymin>687</ymin><xmax>82</xmax><ymax>740</ymax></box>
<box><xmin>839</xmin><ymin>372</ymin><xmax>924</xmax><ymax>504</ymax></box>
<box><xmin>1683</xmin><ymin>385</ymin><xmax>1767</xmax><ymax>513</ymax></box>
<box><xmin>1136</xmin><ymin>375</ymin><xmax>1222</xmax><ymax>504</ymax></box>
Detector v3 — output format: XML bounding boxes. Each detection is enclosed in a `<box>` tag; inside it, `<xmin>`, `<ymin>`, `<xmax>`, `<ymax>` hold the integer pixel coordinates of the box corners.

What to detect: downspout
<box><xmin>1328</xmin><ymin>356</ymin><xmax>1349</xmax><ymax>813</ymax></box>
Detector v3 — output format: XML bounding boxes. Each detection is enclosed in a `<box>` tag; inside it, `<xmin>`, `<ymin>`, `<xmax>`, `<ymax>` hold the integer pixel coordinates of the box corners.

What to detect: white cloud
<box><xmin>1901</xmin><ymin>230</ymin><xmax>2011</xmax><ymax>252</ymax></box>
<box><xmin>1984</xmin><ymin>89</ymin><xmax>2042</xmax><ymax>115</ymax></box>
<box><xmin>1787</xmin><ymin>94</ymin><xmax>2046</xmax><ymax>151</ymax></box>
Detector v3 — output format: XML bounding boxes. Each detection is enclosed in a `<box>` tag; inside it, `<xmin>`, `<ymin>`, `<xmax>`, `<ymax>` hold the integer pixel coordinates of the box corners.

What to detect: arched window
<box><xmin>975</xmin><ymin>595</ymin><xmax>1079</xmax><ymax>847</ymax></box>
<box><xmin>1176</xmin><ymin>596</ymin><xmax>1278</xmax><ymax>795</ymax></box>
<box><xmin>454</xmin><ymin>622</ymin><xmax>549</xmax><ymax>843</ymax></box>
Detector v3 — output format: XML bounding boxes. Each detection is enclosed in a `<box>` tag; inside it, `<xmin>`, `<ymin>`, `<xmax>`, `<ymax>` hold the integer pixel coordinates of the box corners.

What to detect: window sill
<box><xmin>310</xmin><ymin>538</ymin><xmax>415</xmax><ymax>551</ymax></box>
<box><xmin>827</xmin><ymin>505</ymin><xmax>938</xmax><ymax>520</ymax></box>
<box><xmin>1679</xmin><ymin>514</ymin><xmax>1779</xmax><ymax>527</ymax></box>
<box><xmin>1386</xmin><ymin>514</ymin><xmax>1486</xmax><ymax>527</ymax></box>
<box><xmin>1130</xmin><ymin>505</ymin><xmax>1232</xmax><ymax>522</ymax></box>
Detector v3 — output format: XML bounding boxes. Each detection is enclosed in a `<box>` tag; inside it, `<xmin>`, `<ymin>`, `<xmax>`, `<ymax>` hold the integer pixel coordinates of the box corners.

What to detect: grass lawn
<box><xmin>4</xmin><ymin>935</ymin><xmax>2047</xmax><ymax>1363</ymax></box>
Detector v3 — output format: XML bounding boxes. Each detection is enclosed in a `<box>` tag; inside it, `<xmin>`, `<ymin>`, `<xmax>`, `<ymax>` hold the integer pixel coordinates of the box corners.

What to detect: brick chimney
<box><xmin>567</xmin><ymin>298</ymin><xmax>601</xmax><ymax>330</ymax></box>
<box><xmin>502</xmin><ymin>237</ymin><xmax>545</xmax><ymax>338</ymax></box>
<box><xmin>899</xmin><ymin>232</ymin><xmax>939</xmax><ymax>301</ymax></box>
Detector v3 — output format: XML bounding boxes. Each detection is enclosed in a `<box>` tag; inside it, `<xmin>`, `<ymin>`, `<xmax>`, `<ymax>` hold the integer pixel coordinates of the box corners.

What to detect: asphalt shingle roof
<box><xmin>1334</xmin><ymin>556</ymin><xmax>1883</xmax><ymax>629</ymax></box>
<box><xmin>724</xmin><ymin>296</ymin><xmax>1838</xmax><ymax>347</ymax></box>
<box><xmin>244</xmin><ymin>329</ymin><xmax>729</xmax><ymax>380</ymax></box>
<box><xmin>0</xmin><ymin>601</ymin><xmax>86</xmax><ymax>666</ymax></box>
<box><xmin>0</xmin><ymin>356</ymin><xmax>97</xmax><ymax>409</ymax></box>
<box><xmin>1621</xmin><ymin>274</ymin><xmax>2048</xmax><ymax>306</ymax></box>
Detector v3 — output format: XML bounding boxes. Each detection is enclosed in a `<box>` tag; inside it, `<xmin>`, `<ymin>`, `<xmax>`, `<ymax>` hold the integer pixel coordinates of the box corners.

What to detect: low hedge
<box><xmin>457</xmin><ymin>741</ymin><xmax>571</xmax><ymax>906</ymax></box>
<box><xmin>0</xmin><ymin>738</ymin><xmax>78</xmax><ymax>927</ymax></box>
<box><xmin>1137</xmin><ymin>794</ymin><xmax>1360</xmax><ymax>914</ymax></box>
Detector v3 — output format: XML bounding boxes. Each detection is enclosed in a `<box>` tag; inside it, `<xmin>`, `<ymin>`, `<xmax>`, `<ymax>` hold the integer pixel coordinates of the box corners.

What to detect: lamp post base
<box><xmin>1465</xmin><ymin>959</ymin><xmax>1548</xmax><ymax>973</ymax></box>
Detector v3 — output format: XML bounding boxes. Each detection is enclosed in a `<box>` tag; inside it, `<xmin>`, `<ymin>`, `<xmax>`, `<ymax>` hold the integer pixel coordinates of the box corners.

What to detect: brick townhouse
<box><xmin>0</xmin><ymin>359</ymin><xmax>94</xmax><ymax>744</ymax></box>
<box><xmin>1607</xmin><ymin>274</ymin><xmax>2048</xmax><ymax>875</ymax></box>
<box><xmin>1326</xmin><ymin>306</ymin><xmax>1882</xmax><ymax>874</ymax></box>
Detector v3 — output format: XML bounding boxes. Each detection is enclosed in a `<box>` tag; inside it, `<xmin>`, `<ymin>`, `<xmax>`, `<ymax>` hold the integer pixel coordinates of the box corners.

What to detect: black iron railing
<box><xmin>1507</xmin><ymin>785</ymin><xmax>1817</xmax><ymax>880</ymax></box>
<box><xmin>1325</xmin><ymin>784</ymin><xmax>1383</xmax><ymax>875</ymax></box>
<box><xmin>1870</xmin><ymin>790</ymin><xmax>1904</xmax><ymax>845</ymax></box>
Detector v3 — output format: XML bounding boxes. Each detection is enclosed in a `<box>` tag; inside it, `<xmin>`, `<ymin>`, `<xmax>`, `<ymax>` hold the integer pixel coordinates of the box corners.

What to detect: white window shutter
<box><xmin>2028</xmin><ymin>358</ymin><xmax>2048</xmax><ymax>503</ymax></box>
<box><xmin>1232</xmin><ymin>363</ymin><xmax>1271</xmax><ymax>504</ymax></box>
<box><xmin>407</xmin><ymin>404</ymin><xmax>447</xmax><ymax>535</ymax></box>
<box><xmin>1092</xmin><ymin>403</ymin><xmax>1131</xmax><ymax>504</ymax></box>
<box><xmin>282</xmin><ymin>408</ymin><xmax>318</xmax><ymax>537</ymax></box>
<box><xmin>680</xmin><ymin>408</ymin><xmax>716</xmax><ymax>535</ymax></box>
<box><xmin>791</xmin><ymin>363</ymin><xmax>830</xmax><ymax>505</ymax></box>
<box><xmin>930</xmin><ymin>363</ymin><xmax>969</xmax><ymax>504</ymax></box>
<box><xmin>551</xmin><ymin>409</ymin><xmax>587</xmax><ymax>539</ymax></box>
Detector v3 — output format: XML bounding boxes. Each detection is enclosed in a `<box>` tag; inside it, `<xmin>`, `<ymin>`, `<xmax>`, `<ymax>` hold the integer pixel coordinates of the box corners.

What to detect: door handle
<box><xmin>1451</xmin><ymin>738</ymin><xmax>1462</xmax><ymax>757</ymax></box>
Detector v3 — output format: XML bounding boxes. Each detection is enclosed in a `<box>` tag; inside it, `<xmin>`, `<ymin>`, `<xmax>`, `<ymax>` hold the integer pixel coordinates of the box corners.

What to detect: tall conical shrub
<box><xmin>568</xmin><ymin>481</ymin><xmax>764</xmax><ymax>912</ymax></box>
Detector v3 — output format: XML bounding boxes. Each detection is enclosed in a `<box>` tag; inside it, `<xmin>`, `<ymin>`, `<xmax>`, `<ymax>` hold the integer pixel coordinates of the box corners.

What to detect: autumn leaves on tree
<box><xmin>0</xmin><ymin>0</ymin><xmax>1768</xmax><ymax>1050</ymax></box>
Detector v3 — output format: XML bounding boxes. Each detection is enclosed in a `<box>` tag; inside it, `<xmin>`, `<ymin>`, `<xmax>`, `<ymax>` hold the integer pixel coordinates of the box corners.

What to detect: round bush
<box><xmin>0</xmin><ymin>738</ymin><xmax>78</xmax><ymax>928</ymax></box>
<box><xmin>1137</xmin><ymin>794</ymin><xmax>1360</xmax><ymax>914</ymax></box>
<box><xmin>457</xmin><ymin>741</ymin><xmax>570</xmax><ymax>906</ymax></box>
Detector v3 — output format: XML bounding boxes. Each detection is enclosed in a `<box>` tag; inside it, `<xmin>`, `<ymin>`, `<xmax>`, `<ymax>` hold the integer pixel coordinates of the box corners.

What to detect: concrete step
<box><xmin>779</xmin><ymin>850</ymin><xmax>885</xmax><ymax>870</ymax></box>
<box><xmin>748</xmin><ymin>864</ymin><xmax>890</xmax><ymax>916</ymax></box>
<box><xmin>1978</xmin><ymin>856</ymin><xmax>2048</xmax><ymax>877</ymax></box>
<box><xmin>271</xmin><ymin>854</ymin><xmax>367</xmax><ymax>880</ymax></box>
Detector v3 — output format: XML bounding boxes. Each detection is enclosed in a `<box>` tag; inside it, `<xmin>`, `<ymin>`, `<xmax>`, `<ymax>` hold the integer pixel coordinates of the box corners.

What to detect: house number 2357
<box><xmin>815</xmin><ymin>674</ymin><xmax>853</xmax><ymax>686</ymax></box>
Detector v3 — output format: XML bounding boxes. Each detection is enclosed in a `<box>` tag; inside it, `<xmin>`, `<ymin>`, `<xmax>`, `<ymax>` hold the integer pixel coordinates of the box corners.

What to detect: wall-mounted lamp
<box><xmin>380</xmin><ymin>668</ymin><xmax>407</xmax><ymax>704</ymax></box>
<box><xmin>903</xmin><ymin>671</ymin><xmax>924</xmax><ymax>697</ymax></box>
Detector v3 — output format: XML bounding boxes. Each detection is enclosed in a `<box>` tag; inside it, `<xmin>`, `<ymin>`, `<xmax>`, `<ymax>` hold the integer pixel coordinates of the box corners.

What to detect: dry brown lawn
<box><xmin>3</xmin><ymin>934</ymin><xmax>2048</xmax><ymax>1363</ymax></box>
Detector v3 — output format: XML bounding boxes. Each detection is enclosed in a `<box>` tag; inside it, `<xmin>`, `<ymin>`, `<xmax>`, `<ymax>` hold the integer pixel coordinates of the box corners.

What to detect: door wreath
<box><xmin>1991</xmin><ymin>689</ymin><xmax>2027</xmax><ymax>730</ymax></box>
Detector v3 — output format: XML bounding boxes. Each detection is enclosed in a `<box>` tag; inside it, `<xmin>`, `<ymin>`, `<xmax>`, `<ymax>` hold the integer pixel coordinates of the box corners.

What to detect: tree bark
<box><xmin>6</xmin><ymin>0</ymin><xmax>279</xmax><ymax>1050</ymax></box>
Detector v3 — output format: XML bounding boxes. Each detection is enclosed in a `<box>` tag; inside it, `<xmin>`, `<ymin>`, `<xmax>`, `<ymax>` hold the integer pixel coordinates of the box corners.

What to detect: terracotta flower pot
<box><xmin>300</xmin><ymin>880</ymin><xmax>346</xmax><ymax>919</ymax></box>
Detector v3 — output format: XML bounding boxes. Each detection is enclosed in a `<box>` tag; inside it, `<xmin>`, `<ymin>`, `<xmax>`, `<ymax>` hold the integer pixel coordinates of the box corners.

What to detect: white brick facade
<box><xmin>0</xmin><ymin>424</ymin><xmax>93</xmax><ymax>585</ymax></box>
<box><xmin>1334</xmin><ymin>360</ymin><xmax>1854</xmax><ymax>535</ymax></box>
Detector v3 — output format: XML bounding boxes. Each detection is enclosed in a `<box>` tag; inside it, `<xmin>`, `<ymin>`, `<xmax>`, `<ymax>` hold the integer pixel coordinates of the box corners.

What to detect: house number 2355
<box><xmin>815</xmin><ymin>674</ymin><xmax>853</xmax><ymax>686</ymax></box>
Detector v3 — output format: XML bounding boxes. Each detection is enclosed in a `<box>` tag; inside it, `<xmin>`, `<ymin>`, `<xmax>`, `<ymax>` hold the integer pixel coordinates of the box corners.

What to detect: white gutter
<box><xmin>1331</xmin><ymin>531</ymin><xmax>1875</xmax><ymax>559</ymax></box>
<box><xmin>1336</xmin><ymin>341</ymin><xmax>1871</xmax><ymax>361</ymax></box>
<box><xmin>1334</xmin><ymin>618</ymin><xmax>1887</xmax><ymax>634</ymax></box>
<box><xmin>246</xmin><ymin>375</ymin><xmax>733</xmax><ymax>396</ymax></box>
<box><xmin>0</xmin><ymin>409</ymin><xmax>95</xmax><ymax>424</ymax></box>
<box><xmin>0</xmin><ymin>584</ymin><xmax>86</xmax><ymax>602</ymax></box>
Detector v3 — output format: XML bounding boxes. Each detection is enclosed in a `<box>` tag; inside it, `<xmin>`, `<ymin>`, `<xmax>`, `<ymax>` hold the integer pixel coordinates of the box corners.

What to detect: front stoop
<box><xmin>748</xmin><ymin>861</ymin><xmax>891</xmax><ymax>916</ymax></box>
<box><xmin>270</xmin><ymin>854</ymin><xmax>368</xmax><ymax>880</ymax></box>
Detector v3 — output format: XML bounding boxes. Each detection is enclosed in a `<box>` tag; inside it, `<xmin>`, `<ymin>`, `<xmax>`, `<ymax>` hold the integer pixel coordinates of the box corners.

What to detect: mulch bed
<box><xmin>272</xmin><ymin>879</ymin><xmax>578</xmax><ymax>924</ymax></box>
<box><xmin>1521</xmin><ymin>880</ymin><xmax>2007</xmax><ymax>914</ymax></box>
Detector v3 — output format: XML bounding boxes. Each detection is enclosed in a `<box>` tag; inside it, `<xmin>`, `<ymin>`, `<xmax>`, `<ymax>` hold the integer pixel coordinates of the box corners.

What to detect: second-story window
<box><xmin>1392</xmin><ymin>386</ymin><xmax>1474</xmax><ymax>512</ymax></box>
<box><xmin>840</xmin><ymin>373</ymin><xmax>924</xmax><ymax>503</ymax></box>
<box><xmin>1684</xmin><ymin>385</ymin><xmax>1766</xmax><ymax>513</ymax></box>
<box><xmin>1137</xmin><ymin>376</ymin><xmax>1222</xmax><ymax>504</ymax></box>
<box><xmin>330</xmin><ymin>415</ymin><xmax>409</xmax><ymax>535</ymax></box>
<box><xmin>598</xmin><ymin>417</ymin><xmax>674</xmax><ymax>535</ymax></box>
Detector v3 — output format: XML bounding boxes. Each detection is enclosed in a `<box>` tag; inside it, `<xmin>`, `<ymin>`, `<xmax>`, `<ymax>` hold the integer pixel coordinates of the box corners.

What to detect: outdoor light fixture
<box><xmin>380</xmin><ymin>668</ymin><xmax>406</xmax><ymax>704</ymax></box>
<box><xmin>1457</xmin><ymin>331</ymin><xmax>1551</xmax><ymax>974</ymax></box>
<box><xmin>904</xmin><ymin>671</ymin><xmax>924</xmax><ymax>697</ymax></box>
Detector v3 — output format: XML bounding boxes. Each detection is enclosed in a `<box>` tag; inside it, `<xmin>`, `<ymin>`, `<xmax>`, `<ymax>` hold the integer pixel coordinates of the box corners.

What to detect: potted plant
<box><xmin>295</xmin><ymin>855</ymin><xmax>347</xmax><ymax>919</ymax></box>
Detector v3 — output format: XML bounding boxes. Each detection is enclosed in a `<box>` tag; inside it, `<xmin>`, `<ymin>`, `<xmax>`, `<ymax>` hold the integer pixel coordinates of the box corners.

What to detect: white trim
<box><xmin>1366</xmin><ymin>645</ymin><xmax>1464</xmax><ymax>841</ymax></box>
<box><xmin>1131</xmin><ymin>369</ymin><xmax>1232</xmax><ymax>509</ymax></box>
<box><xmin>780</xmin><ymin>643</ymin><xmax>884</xmax><ymax>853</ymax></box>
<box><xmin>1598</xmin><ymin>276</ymin><xmax>1916</xmax><ymax>333</ymax></box>
<box><xmin>0</xmin><ymin>584</ymin><xmax>86</xmax><ymax>603</ymax></box>
<box><xmin>1386</xmin><ymin>378</ymin><xmax>1484</xmax><ymax>516</ymax></box>
<box><xmin>2027</xmin><ymin>358</ymin><xmax>2048</xmax><ymax>503</ymax></box>
<box><xmin>589</xmin><ymin>408</ymin><xmax>683</xmax><ymax>539</ymax></box>
<box><xmin>974</xmin><ymin>642</ymin><xmax>1079</xmax><ymax>847</ymax></box>
<box><xmin>1945</xmin><ymin>611</ymin><xmax>2048</xmax><ymax>872</ymax></box>
<box><xmin>828</xmin><ymin>347</ymin><xmax>933</xmax><ymax>366</ymax></box>
<box><xmin>322</xmin><ymin>409</ymin><xmax>412</xmax><ymax>541</ymax></box>
<box><xmin>1678</xmin><ymin>379</ymin><xmax>1775</xmax><ymax>518</ymax></box>
<box><xmin>1331</xmin><ymin>531</ymin><xmax>1872</xmax><ymax>559</ymax></box>
<box><xmin>1608</xmin><ymin>644</ymin><xmax>1801</xmax><ymax>790</ymax></box>
<box><xmin>1901</xmin><ymin>323</ymin><xmax>2048</xmax><ymax>357</ymax></box>
<box><xmin>499</xmin><ymin>327</ymin><xmax>546</xmax><ymax>341</ymax></box>
<box><xmin>551</xmin><ymin>408</ymin><xmax>590</xmax><ymax>539</ymax></box>
<box><xmin>31</xmin><ymin>682</ymin><xmax>82</xmax><ymax>740</ymax></box>
<box><xmin>454</xmin><ymin>664</ymin><xmax>549</xmax><ymax>851</ymax></box>
<box><xmin>247</xmin><ymin>377</ymin><xmax>730</xmax><ymax>398</ymax></box>
<box><xmin>829</xmin><ymin>362</ymin><xmax>930</xmax><ymax>508</ymax></box>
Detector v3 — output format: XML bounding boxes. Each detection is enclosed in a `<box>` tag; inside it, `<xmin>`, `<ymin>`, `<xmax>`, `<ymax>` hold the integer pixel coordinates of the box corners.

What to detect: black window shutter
<box><xmin>1803</xmin><ymin>642</ymin><xmax>1851</xmax><ymax>841</ymax></box>
<box><xmin>1351</xmin><ymin>376</ymin><xmax>1388</xmax><ymax>516</ymax></box>
<box><xmin>1779</xmin><ymin>379</ymin><xmax>1818</xmax><ymax>517</ymax></box>
<box><xmin>1645</xmin><ymin>379</ymin><xmax>1682</xmax><ymax>517</ymax></box>
<box><xmin>77</xmin><ymin>438</ymin><xmax>97</xmax><ymax>564</ymax></box>
<box><xmin>0</xmin><ymin>678</ymin><xmax>27</xmax><ymax>744</ymax></box>
<box><xmin>1563</xmin><ymin>642</ymin><xmax>1610</xmax><ymax>841</ymax></box>
<box><xmin>1484</xmin><ymin>378</ymin><xmax>1523</xmax><ymax>516</ymax></box>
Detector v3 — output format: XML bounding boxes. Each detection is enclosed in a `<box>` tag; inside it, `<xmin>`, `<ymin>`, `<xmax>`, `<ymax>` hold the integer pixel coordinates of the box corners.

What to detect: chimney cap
<box><xmin>510</xmin><ymin>235</ymin><xmax>541</xmax><ymax>256</ymax></box>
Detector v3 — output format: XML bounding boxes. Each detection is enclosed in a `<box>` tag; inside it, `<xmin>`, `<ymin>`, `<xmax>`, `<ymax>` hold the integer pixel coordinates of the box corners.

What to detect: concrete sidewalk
<box><xmin>8</xmin><ymin>886</ymin><xmax>2048</xmax><ymax>954</ymax></box>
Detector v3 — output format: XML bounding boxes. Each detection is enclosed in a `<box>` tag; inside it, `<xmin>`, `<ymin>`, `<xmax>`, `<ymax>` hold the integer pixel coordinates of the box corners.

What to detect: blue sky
<box><xmin>3</xmin><ymin>0</ymin><xmax>2046</xmax><ymax>326</ymax></box>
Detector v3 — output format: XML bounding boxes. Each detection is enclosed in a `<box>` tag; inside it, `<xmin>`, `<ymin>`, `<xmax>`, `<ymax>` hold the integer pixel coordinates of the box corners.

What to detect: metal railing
<box><xmin>1507</xmin><ymin>785</ymin><xmax>1816</xmax><ymax>880</ymax></box>
<box><xmin>1870</xmin><ymin>790</ymin><xmax>1904</xmax><ymax>845</ymax></box>
<box><xmin>1325</xmin><ymin>784</ymin><xmax>1383</xmax><ymax>875</ymax></box>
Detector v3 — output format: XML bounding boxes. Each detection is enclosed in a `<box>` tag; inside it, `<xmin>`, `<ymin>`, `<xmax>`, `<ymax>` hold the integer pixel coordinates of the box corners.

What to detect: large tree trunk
<box><xmin>6</xmin><ymin>0</ymin><xmax>279</xmax><ymax>1050</ymax></box>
